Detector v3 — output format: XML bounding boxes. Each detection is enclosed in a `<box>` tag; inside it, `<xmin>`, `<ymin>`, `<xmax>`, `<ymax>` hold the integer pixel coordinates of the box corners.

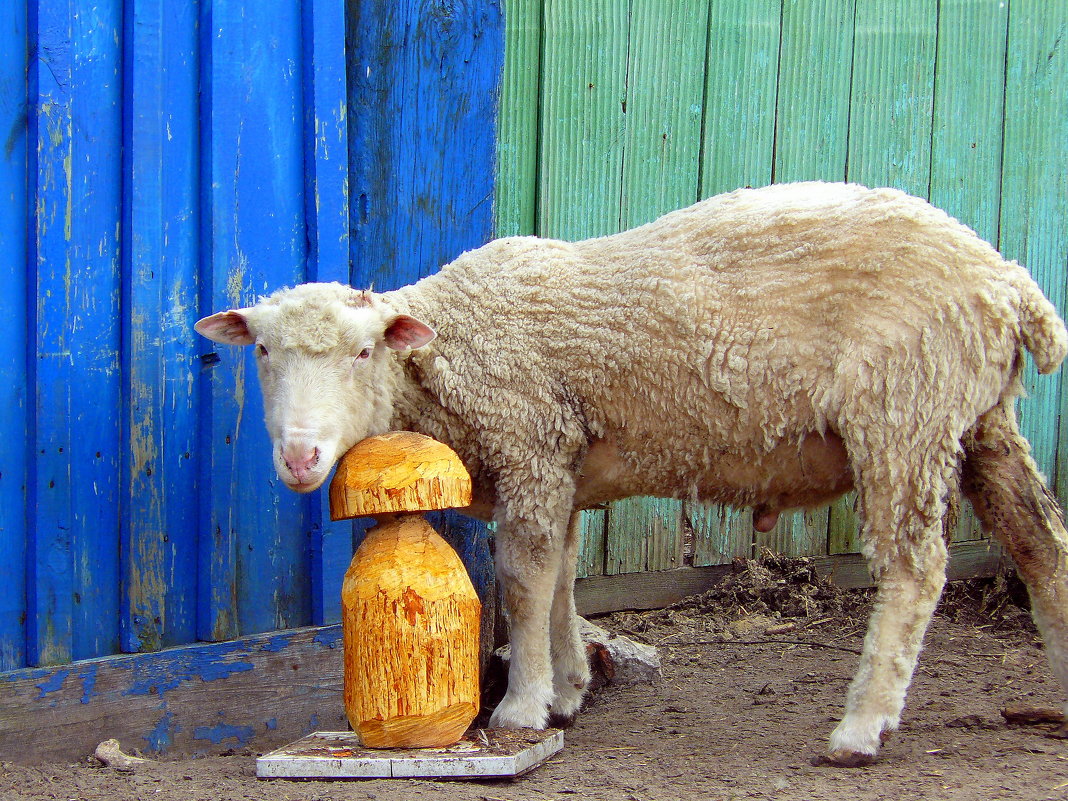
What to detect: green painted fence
<box><xmin>496</xmin><ymin>0</ymin><xmax>1068</xmax><ymax>577</ymax></box>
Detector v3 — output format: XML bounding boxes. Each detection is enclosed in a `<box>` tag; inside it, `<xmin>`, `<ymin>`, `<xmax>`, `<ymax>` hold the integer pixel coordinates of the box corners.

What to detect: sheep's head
<box><xmin>194</xmin><ymin>282</ymin><xmax>435</xmax><ymax>493</ymax></box>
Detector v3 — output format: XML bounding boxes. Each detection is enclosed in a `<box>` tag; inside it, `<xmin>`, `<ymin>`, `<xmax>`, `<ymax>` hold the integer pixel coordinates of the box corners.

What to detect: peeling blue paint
<box><xmin>302</xmin><ymin>712</ymin><xmax>320</xmax><ymax>735</ymax></box>
<box><xmin>313</xmin><ymin>627</ymin><xmax>342</xmax><ymax>649</ymax></box>
<box><xmin>193</xmin><ymin>721</ymin><xmax>254</xmax><ymax>745</ymax></box>
<box><xmin>145</xmin><ymin>705</ymin><xmax>177</xmax><ymax>752</ymax></box>
<box><xmin>260</xmin><ymin>634</ymin><xmax>290</xmax><ymax>653</ymax></box>
<box><xmin>264</xmin><ymin>718</ymin><xmax>277</xmax><ymax>731</ymax></box>
<box><xmin>77</xmin><ymin>664</ymin><xmax>97</xmax><ymax>704</ymax></box>
<box><xmin>36</xmin><ymin>669</ymin><xmax>69</xmax><ymax>698</ymax></box>
<box><xmin>122</xmin><ymin>642</ymin><xmax>255</xmax><ymax>697</ymax></box>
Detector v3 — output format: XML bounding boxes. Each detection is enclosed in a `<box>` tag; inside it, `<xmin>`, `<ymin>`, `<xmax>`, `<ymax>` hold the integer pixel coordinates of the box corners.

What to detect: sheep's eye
<box><xmin>355</xmin><ymin>347</ymin><xmax>372</xmax><ymax>361</ymax></box>
<box><xmin>256</xmin><ymin>344</ymin><xmax>269</xmax><ymax>359</ymax></box>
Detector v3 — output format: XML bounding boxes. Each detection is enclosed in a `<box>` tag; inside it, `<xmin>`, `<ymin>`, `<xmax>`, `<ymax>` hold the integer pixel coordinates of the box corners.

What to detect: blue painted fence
<box><xmin>0</xmin><ymin>0</ymin><xmax>503</xmax><ymax>672</ymax></box>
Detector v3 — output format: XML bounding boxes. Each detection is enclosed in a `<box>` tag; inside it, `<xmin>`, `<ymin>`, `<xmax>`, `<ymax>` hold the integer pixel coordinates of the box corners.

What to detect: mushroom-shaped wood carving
<box><xmin>330</xmin><ymin>431</ymin><xmax>481</xmax><ymax>749</ymax></box>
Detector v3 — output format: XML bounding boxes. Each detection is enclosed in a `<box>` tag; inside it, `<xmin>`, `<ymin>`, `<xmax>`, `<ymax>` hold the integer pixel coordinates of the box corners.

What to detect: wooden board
<box><xmin>772</xmin><ymin>0</ymin><xmax>855</xmax><ymax>182</ymax></box>
<box><xmin>30</xmin><ymin>0</ymin><xmax>125</xmax><ymax>665</ymax></box>
<box><xmin>121</xmin><ymin>0</ymin><xmax>201</xmax><ymax>654</ymax></box>
<box><xmin>0</xmin><ymin>0</ymin><xmax>28</xmax><ymax>672</ymax></box>
<box><xmin>0</xmin><ymin>625</ymin><xmax>349</xmax><ymax>763</ymax></box>
<box><xmin>700</xmin><ymin>0</ymin><xmax>780</xmax><ymax>196</ymax></box>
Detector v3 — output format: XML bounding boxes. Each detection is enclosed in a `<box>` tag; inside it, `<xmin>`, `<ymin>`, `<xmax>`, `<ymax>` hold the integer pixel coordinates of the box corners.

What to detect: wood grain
<box><xmin>330</xmin><ymin>432</ymin><xmax>473</xmax><ymax>519</ymax></box>
<box><xmin>342</xmin><ymin>516</ymin><xmax>481</xmax><ymax>748</ymax></box>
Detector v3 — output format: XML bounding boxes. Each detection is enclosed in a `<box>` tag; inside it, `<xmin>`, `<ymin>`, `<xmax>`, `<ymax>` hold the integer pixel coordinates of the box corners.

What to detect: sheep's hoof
<box><xmin>547</xmin><ymin>711</ymin><xmax>578</xmax><ymax>729</ymax></box>
<box><xmin>811</xmin><ymin>749</ymin><xmax>878</xmax><ymax>768</ymax></box>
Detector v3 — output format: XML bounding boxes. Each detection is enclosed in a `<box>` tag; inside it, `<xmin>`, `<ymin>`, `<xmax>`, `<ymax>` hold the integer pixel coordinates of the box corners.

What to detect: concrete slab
<box><xmin>256</xmin><ymin>728</ymin><xmax>563</xmax><ymax>780</ymax></box>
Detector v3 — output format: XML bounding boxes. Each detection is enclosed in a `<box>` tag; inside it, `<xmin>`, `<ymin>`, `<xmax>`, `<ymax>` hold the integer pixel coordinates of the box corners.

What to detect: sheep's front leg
<box><xmin>548</xmin><ymin>510</ymin><xmax>590</xmax><ymax>724</ymax></box>
<box><xmin>489</xmin><ymin>485</ymin><xmax>574</xmax><ymax>730</ymax></box>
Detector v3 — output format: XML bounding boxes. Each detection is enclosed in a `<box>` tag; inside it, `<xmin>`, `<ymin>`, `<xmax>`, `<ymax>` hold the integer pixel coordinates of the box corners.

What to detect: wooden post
<box><xmin>330</xmin><ymin>432</ymin><xmax>481</xmax><ymax>749</ymax></box>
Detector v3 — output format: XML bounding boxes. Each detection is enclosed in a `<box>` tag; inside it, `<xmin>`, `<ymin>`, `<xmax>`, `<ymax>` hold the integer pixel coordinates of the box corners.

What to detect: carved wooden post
<box><xmin>330</xmin><ymin>432</ymin><xmax>481</xmax><ymax>748</ymax></box>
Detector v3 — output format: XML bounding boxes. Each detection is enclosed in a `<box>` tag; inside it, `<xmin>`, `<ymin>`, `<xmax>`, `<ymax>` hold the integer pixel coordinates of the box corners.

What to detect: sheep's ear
<box><xmin>194</xmin><ymin>310</ymin><xmax>256</xmax><ymax>346</ymax></box>
<box><xmin>384</xmin><ymin>314</ymin><xmax>436</xmax><ymax>351</ymax></box>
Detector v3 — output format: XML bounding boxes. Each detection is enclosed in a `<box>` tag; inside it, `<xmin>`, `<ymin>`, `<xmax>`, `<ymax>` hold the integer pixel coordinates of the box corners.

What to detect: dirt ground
<box><xmin>3</xmin><ymin>557</ymin><xmax>1066</xmax><ymax>801</ymax></box>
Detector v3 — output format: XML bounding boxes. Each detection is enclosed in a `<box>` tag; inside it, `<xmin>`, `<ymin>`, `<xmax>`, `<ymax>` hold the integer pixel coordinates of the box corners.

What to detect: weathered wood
<box><xmin>0</xmin><ymin>0</ymin><xmax>28</xmax><ymax>672</ymax></box>
<box><xmin>846</xmin><ymin>0</ymin><xmax>937</xmax><ymax>196</ymax></box>
<box><xmin>0</xmin><ymin>625</ymin><xmax>349</xmax><ymax>763</ymax></box>
<box><xmin>688</xmin><ymin>503</ymin><xmax>754</xmax><ymax>567</ymax></box>
<box><xmin>700</xmin><ymin>0</ymin><xmax>780</xmax><ymax>196</ymax></box>
<box><xmin>30</xmin><ymin>0</ymin><xmax>125</xmax><ymax>665</ymax></box>
<box><xmin>1001</xmin><ymin>705</ymin><xmax>1066</xmax><ymax>727</ymax></box>
<box><xmin>342</xmin><ymin>516</ymin><xmax>481</xmax><ymax>748</ymax></box>
<box><xmin>121</xmin><ymin>0</ymin><xmax>201</xmax><ymax>654</ymax></box>
<box><xmin>773</xmin><ymin>0</ymin><xmax>855</xmax><ymax>182</ymax></box>
<box><xmin>329</xmin><ymin>433</ymin><xmax>473</xmax><ymax>520</ymax></box>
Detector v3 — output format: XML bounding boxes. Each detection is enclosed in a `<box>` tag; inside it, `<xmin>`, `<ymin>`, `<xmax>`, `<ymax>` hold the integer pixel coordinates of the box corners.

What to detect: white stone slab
<box><xmin>256</xmin><ymin>729</ymin><xmax>563</xmax><ymax>780</ymax></box>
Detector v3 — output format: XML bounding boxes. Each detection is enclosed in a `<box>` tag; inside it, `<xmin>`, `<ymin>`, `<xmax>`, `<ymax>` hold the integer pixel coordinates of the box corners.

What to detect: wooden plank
<box><xmin>605</xmin><ymin>499</ymin><xmax>683</xmax><ymax>575</ymax></box>
<box><xmin>619</xmin><ymin>0</ymin><xmax>708</xmax><ymax>225</ymax></box>
<box><xmin>301</xmin><ymin>0</ymin><xmax>355</xmax><ymax>626</ymax></box>
<box><xmin>929</xmin><ymin>0</ymin><xmax>1009</xmax><ymax>245</ymax></box>
<box><xmin>845</xmin><ymin>0</ymin><xmax>937</xmax><ymax>196</ymax></box>
<box><xmin>699</xmin><ymin>0</ymin><xmax>781</xmax><ymax>196</ymax></box>
<box><xmin>198</xmin><ymin>0</ymin><xmax>312</xmax><ymax>641</ymax></box>
<box><xmin>575</xmin><ymin>541</ymin><xmax>1007</xmax><ymax>616</ymax></box>
<box><xmin>999</xmin><ymin>0</ymin><xmax>1068</xmax><ymax>496</ymax></box>
<box><xmin>346</xmin><ymin>0</ymin><xmax>503</xmax><ymax>607</ymax></box>
<box><xmin>577</xmin><ymin>510</ymin><xmax>607</xmax><ymax>579</ymax></box>
<box><xmin>756</xmin><ymin>507</ymin><xmax>830</xmax><ymax>558</ymax></box>
<box><xmin>0</xmin><ymin>625</ymin><xmax>348</xmax><ymax>763</ymax></box>
<box><xmin>688</xmin><ymin>503</ymin><xmax>753</xmax><ymax>566</ymax></box>
<box><xmin>29</xmin><ymin>0</ymin><xmax>125</xmax><ymax>665</ymax></box>
<box><xmin>773</xmin><ymin>0</ymin><xmax>855</xmax><ymax>183</ymax></box>
<box><xmin>0</xmin><ymin>0</ymin><xmax>28</xmax><ymax>671</ymax></box>
<box><xmin>537</xmin><ymin>0</ymin><xmax>630</xmax><ymax>238</ymax></box>
<box><xmin>496</xmin><ymin>0</ymin><xmax>542</xmax><ymax>237</ymax></box>
<box><xmin>120</xmin><ymin>0</ymin><xmax>201</xmax><ymax>654</ymax></box>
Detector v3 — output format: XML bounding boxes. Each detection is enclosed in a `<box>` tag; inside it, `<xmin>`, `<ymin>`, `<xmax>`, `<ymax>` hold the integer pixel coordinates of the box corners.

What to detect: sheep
<box><xmin>195</xmin><ymin>181</ymin><xmax>1068</xmax><ymax>765</ymax></box>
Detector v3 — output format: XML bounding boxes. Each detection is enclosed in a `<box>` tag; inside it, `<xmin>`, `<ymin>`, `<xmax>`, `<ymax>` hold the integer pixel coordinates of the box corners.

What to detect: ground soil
<box><xmin>3</xmin><ymin>557</ymin><xmax>1065</xmax><ymax>801</ymax></box>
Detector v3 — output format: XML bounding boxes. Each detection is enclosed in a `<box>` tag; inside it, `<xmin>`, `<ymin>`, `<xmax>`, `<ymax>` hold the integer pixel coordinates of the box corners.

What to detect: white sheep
<box><xmin>196</xmin><ymin>181</ymin><xmax>1068</xmax><ymax>765</ymax></box>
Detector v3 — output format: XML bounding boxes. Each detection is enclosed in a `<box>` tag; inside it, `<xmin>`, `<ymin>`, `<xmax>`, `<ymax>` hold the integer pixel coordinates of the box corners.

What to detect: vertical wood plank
<box><xmin>773</xmin><ymin>0</ymin><xmax>855</xmax><ymax>183</ymax></box>
<box><xmin>929</xmin><ymin>0</ymin><xmax>1010</xmax><ymax>543</ymax></box>
<box><xmin>0</xmin><ymin>0</ymin><xmax>29</xmax><ymax>671</ymax></box>
<box><xmin>929</xmin><ymin>0</ymin><xmax>1008</xmax><ymax>245</ymax></box>
<box><xmin>121</xmin><ymin>0</ymin><xmax>201</xmax><ymax>653</ymax></box>
<box><xmin>689</xmin><ymin>504</ymin><xmax>753</xmax><ymax>566</ymax></box>
<box><xmin>496</xmin><ymin>0</ymin><xmax>542</xmax><ymax>238</ymax></box>
<box><xmin>29</xmin><ymin>0</ymin><xmax>124</xmax><ymax>665</ymax></box>
<box><xmin>537</xmin><ymin>0</ymin><xmax>631</xmax><ymax>573</ymax></box>
<box><xmin>302</xmin><ymin>0</ymin><xmax>354</xmax><ymax>626</ymax></box>
<box><xmin>1000</xmin><ymin>0</ymin><xmax>1068</xmax><ymax>495</ymax></box>
<box><xmin>700</xmin><ymin>0</ymin><xmax>781</xmax><ymax>197</ymax></box>
<box><xmin>846</xmin><ymin>0</ymin><xmax>937</xmax><ymax>196</ymax></box>
<box><xmin>538</xmin><ymin>0</ymin><xmax>630</xmax><ymax>239</ymax></box>
<box><xmin>346</xmin><ymin>0</ymin><xmax>503</xmax><ymax>599</ymax></box>
<box><xmin>198</xmin><ymin>0</ymin><xmax>312</xmax><ymax>641</ymax></box>
<box><xmin>606</xmin><ymin>0</ymin><xmax>709</xmax><ymax>573</ymax></box>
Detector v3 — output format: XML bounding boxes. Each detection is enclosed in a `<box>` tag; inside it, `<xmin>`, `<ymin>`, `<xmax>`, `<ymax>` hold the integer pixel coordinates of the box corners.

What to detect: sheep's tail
<box><xmin>1009</xmin><ymin>264</ymin><xmax>1068</xmax><ymax>375</ymax></box>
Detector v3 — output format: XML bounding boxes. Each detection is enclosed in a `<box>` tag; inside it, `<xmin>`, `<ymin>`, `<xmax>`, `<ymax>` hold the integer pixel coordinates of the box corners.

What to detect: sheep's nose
<box><xmin>283</xmin><ymin>445</ymin><xmax>320</xmax><ymax>483</ymax></box>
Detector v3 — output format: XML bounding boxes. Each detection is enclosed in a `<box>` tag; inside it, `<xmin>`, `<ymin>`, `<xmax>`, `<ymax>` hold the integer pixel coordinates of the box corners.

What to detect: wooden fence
<box><xmin>496</xmin><ymin>0</ymin><xmax>1068</xmax><ymax>599</ymax></box>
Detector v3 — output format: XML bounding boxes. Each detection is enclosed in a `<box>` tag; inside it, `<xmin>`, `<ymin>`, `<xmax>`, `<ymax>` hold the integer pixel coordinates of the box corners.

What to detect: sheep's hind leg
<box><xmin>548</xmin><ymin>511</ymin><xmax>591</xmax><ymax>725</ymax></box>
<box><xmin>826</xmin><ymin>457</ymin><xmax>951</xmax><ymax>765</ymax></box>
<box><xmin>962</xmin><ymin>407</ymin><xmax>1068</xmax><ymax>719</ymax></box>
